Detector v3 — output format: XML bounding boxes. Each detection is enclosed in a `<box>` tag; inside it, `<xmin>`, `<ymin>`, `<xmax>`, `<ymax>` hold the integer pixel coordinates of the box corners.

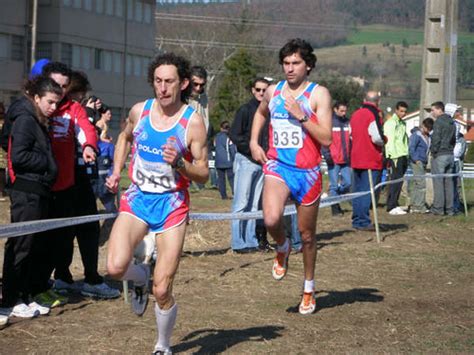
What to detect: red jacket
<box><xmin>49</xmin><ymin>100</ymin><xmax>97</xmax><ymax>191</ymax></box>
<box><xmin>350</xmin><ymin>102</ymin><xmax>383</xmax><ymax>170</ymax></box>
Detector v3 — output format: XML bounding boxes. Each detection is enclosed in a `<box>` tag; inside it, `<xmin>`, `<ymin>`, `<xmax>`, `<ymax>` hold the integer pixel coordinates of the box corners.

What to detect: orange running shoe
<box><xmin>299</xmin><ymin>292</ymin><xmax>316</xmax><ymax>315</ymax></box>
<box><xmin>271</xmin><ymin>242</ymin><xmax>291</xmax><ymax>280</ymax></box>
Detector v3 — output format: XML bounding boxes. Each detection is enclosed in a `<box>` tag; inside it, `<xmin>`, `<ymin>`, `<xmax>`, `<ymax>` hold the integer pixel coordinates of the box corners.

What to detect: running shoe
<box><xmin>0</xmin><ymin>303</ymin><xmax>40</xmax><ymax>318</ymax></box>
<box><xmin>131</xmin><ymin>263</ymin><xmax>151</xmax><ymax>316</ymax></box>
<box><xmin>53</xmin><ymin>279</ymin><xmax>80</xmax><ymax>294</ymax></box>
<box><xmin>272</xmin><ymin>241</ymin><xmax>291</xmax><ymax>281</ymax></box>
<box><xmin>152</xmin><ymin>347</ymin><xmax>172</xmax><ymax>355</ymax></box>
<box><xmin>0</xmin><ymin>314</ymin><xmax>8</xmax><ymax>327</ymax></box>
<box><xmin>299</xmin><ymin>292</ymin><xmax>316</xmax><ymax>315</ymax></box>
<box><xmin>81</xmin><ymin>282</ymin><xmax>121</xmax><ymax>299</ymax></box>
<box><xmin>34</xmin><ymin>290</ymin><xmax>68</xmax><ymax>308</ymax></box>
<box><xmin>28</xmin><ymin>301</ymin><xmax>50</xmax><ymax>316</ymax></box>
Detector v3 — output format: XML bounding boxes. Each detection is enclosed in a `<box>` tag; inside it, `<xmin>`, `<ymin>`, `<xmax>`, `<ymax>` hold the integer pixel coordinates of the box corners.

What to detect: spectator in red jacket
<box><xmin>321</xmin><ymin>102</ymin><xmax>351</xmax><ymax>216</ymax></box>
<box><xmin>350</xmin><ymin>91</ymin><xmax>384</xmax><ymax>231</ymax></box>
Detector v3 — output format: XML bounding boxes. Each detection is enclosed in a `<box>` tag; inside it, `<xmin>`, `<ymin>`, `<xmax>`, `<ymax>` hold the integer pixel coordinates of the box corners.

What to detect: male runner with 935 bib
<box><xmin>105</xmin><ymin>53</ymin><xmax>208</xmax><ymax>354</ymax></box>
<box><xmin>250</xmin><ymin>38</ymin><xmax>332</xmax><ymax>315</ymax></box>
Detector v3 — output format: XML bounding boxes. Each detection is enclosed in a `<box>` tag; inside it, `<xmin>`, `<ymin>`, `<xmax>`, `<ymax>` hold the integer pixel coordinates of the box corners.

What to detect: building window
<box><xmin>133</xmin><ymin>55</ymin><xmax>141</xmax><ymax>76</ymax></box>
<box><xmin>73</xmin><ymin>0</ymin><xmax>82</xmax><ymax>9</ymax></box>
<box><xmin>115</xmin><ymin>0</ymin><xmax>123</xmax><ymax>17</ymax></box>
<box><xmin>11</xmin><ymin>35</ymin><xmax>24</xmax><ymax>61</ymax></box>
<box><xmin>82</xmin><ymin>47</ymin><xmax>91</xmax><ymax>69</ymax></box>
<box><xmin>134</xmin><ymin>1</ymin><xmax>142</xmax><ymax>22</ymax></box>
<box><xmin>113</xmin><ymin>52</ymin><xmax>122</xmax><ymax>74</ymax></box>
<box><xmin>0</xmin><ymin>34</ymin><xmax>8</xmax><ymax>59</ymax></box>
<box><xmin>103</xmin><ymin>51</ymin><xmax>112</xmax><ymax>72</ymax></box>
<box><xmin>105</xmin><ymin>0</ymin><xmax>114</xmax><ymax>15</ymax></box>
<box><xmin>95</xmin><ymin>48</ymin><xmax>102</xmax><ymax>69</ymax></box>
<box><xmin>126</xmin><ymin>54</ymin><xmax>132</xmax><ymax>75</ymax></box>
<box><xmin>143</xmin><ymin>2</ymin><xmax>151</xmax><ymax>24</ymax></box>
<box><xmin>96</xmin><ymin>0</ymin><xmax>104</xmax><ymax>13</ymax></box>
<box><xmin>142</xmin><ymin>57</ymin><xmax>149</xmax><ymax>77</ymax></box>
<box><xmin>83</xmin><ymin>0</ymin><xmax>92</xmax><ymax>11</ymax></box>
<box><xmin>72</xmin><ymin>45</ymin><xmax>81</xmax><ymax>68</ymax></box>
<box><xmin>63</xmin><ymin>0</ymin><xmax>72</xmax><ymax>6</ymax></box>
<box><xmin>127</xmin><ymin>0</ymin><xmax>134</xmax><ymax>20</ymax></box>
<box><xmin>37</xmin><ymin>42</ymin><xmax>52</xmax><ymax>60</ymax></box>
<box><xmin>61</xmin><ymin>43</ymin><xmax>72</xmax><ymax>67</ymax></box>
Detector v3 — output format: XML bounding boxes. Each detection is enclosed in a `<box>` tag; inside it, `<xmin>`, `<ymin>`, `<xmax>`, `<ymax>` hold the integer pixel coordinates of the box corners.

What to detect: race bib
<box><xmin>272</xmin><ymin>119</ymin><xmax>303</xmax><ymax>149</ymax></box>
<box><xmin>132</xmin><ymin>156</ymin><xmax>176</xmax><ymax>193</ymax></box>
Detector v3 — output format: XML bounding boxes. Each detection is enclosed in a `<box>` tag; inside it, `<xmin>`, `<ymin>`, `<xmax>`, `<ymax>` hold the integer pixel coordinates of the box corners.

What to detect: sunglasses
<box><xmin>193</xmin><ymin>82</ymin><xmax>206</xmax><ymax>88</ymax></box>
<box><xmin>255</xmin><ymin>88</ymin><xmax>266</xmax><ymax>93</ymax></box>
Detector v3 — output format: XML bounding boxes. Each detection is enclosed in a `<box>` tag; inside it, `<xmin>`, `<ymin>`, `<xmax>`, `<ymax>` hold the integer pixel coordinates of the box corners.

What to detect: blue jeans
<box><xmin>231</xmin><ymin>153</ymin><xmax>263</xmax><ymax>250</ymax></box>
<box><xmin>327</xmin><ymin>164</ymin><xmax>351</xmax><ymax>197</ymax></box>
<box><xmin>452</xmin><ymin>160</ymin><xmax>462</xmax><ymax>212</ymax></box>
<box><xmin>351</xmin><ymin>169</ymin><xmax>381</xmax><ymax>228</ymax></box>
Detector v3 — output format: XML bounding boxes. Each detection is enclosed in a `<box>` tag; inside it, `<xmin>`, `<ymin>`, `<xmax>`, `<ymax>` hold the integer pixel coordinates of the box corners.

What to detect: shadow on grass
<box><xmin>286</xmin><ymin>288</ymin><xmax>383</xmax><ymax>314</ymax></box>
<box><xmin>182</xmin><ymin>248</ymin><xmax>230</xmax><ymax>257</ymax></box>
<box><xmin>173</xmin><ymin>325</ymin><xmax>285</xmax><ymax>354</ymax></box>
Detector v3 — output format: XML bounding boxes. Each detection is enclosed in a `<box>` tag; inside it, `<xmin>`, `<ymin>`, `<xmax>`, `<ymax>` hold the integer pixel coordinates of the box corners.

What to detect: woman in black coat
<box><xmin>0</xmin><ymin>76</ymin><xmax>61</xmax><ymax>320</ymax></box>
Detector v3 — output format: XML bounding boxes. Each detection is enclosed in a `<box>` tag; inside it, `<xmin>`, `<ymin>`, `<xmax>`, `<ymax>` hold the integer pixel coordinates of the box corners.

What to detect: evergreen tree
<box><xmin>210</xmin><ymin>49</ymin><xmax>260</xmax><ymax>128</ymax></box>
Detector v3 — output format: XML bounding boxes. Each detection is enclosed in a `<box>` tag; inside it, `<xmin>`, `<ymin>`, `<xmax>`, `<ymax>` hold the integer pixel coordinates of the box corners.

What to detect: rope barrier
<box><xmin>0</xmin><ymin>172</ymin><xmax>471</xmax><ymax>239</ymax></box>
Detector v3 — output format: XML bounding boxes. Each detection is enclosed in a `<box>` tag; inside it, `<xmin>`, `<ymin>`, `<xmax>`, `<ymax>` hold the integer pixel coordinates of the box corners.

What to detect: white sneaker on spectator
<box><xmin>389</xmin><ymin>207</ymin><xmax>407</xmax><ymax>215</ymax></box>
<box><xmin>2</xmin><ymin>303</ymin><xmax>40</xmax><ymax>318</ymax></box>
<box><xmin>28</xmin><ymin>301</ymin><xmax>50</xmax><ymax>316</ymax></box>
<box><xmin>0</xmin><ymin>313</ymin><xmax>8</xmax><ymax>326</ymax></box>
<box><xmin>81</xmin><ymin>282</ymin><xmax>121</xmax><ymax>299</ymax></box>
<box><xmin>53</xmin><ymin>279</ymin><xmax>81</xmax><ymax>294</ymax></box>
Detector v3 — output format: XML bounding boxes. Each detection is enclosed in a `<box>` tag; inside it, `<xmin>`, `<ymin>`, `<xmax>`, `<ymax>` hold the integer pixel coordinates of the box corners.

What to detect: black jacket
<box><xmin>229</xmin><ymin>97</ymin><xmax>268</xmax><ymax>164</ymax></box>
<box><xmin>430</xmin><ymin>113</ymin><xmax>455</xmax><ymax>158</ymax></box>
<box><xmin>6</xmin><ymin>96</ymin><xmax>57</xmax><ymax>196</ymax></box>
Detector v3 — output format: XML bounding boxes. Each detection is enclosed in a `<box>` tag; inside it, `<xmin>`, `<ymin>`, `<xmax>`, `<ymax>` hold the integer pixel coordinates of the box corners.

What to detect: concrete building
<box><xmin>0</xmin><ymin>0</ymin><xmax>156</xmax><ymax>138</ymax></box>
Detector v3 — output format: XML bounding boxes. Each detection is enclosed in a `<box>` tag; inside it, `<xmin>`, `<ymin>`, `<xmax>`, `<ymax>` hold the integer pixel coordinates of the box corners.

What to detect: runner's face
<box><xmin>153</xmin><ymin>65</ymin><xmax>189</xmax><ymax>107</ymax></box>
<box><xmin>282</xmin><ymin>52</ymin><xmax>309</xmax><ymax>85</ymax></box>
<box><xmin>251</xmin><ymin>81</ymin><xmax>269</xmax><ymax>102</ymax></box>
<box><xmin>35</xmin><ymin>92</ymin><xmax>61</xmax><ymax>117</ymax></box>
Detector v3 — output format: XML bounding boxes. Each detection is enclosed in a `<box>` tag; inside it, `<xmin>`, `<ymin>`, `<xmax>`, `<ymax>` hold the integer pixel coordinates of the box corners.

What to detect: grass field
<box><xmin>347</xmin><ymin>25</ymin><xmax>474</xmax><ymax>46</ymax></box>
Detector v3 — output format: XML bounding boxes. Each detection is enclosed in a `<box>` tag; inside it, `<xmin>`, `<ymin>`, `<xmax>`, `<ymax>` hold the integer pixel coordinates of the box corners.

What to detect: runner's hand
<box><xmin>162</xmin><ymin>141</ymin><xmax>180</xmax><ymax>166</ymax></box>
<box><xmin>106</xmin><ymin>173</ymin><xmax>121</xmax><ymax>193</ymax></box>
<box><xmin>250</xmin><ymin>140</ymin><xmax>268</xmax><ymax>165</ymax></box>
<box><xmin>284</xmin><ymin>95</ymin><xmax>304</xmax><ymax>121</ymax></box>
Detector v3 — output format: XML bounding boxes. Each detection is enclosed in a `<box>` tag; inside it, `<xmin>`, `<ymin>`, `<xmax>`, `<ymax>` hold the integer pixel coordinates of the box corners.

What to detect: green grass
<box><xmin>346</xmin><ymin>25</ymin><xmax>474</xmax><ymax>46</ymax></box>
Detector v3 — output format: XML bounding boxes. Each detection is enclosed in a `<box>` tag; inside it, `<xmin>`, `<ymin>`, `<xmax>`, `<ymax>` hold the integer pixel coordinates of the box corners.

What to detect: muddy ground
<box><xmin>0</xmin><ymin>188</ymin><xmax>473</xmax><ymax>354</ymax></box>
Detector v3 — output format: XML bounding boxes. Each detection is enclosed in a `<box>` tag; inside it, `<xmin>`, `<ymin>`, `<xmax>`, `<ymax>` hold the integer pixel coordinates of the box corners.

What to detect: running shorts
<box><xmin>119</xmin><ymin>183</ymin><xmax>189</xmax><ymax>233</ymax></box>
<box><xmin>263</xmin><ymin>159</ymin><xmax>322</xmax><ymax>205</ymax></box>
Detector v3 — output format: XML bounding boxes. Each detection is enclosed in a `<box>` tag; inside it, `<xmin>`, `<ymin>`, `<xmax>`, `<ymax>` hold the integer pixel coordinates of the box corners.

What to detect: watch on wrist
<box><xmin>299</xmin><ymin>115</ymin><xmax>309</xmax><ymax>123</ymax></box>
<box><xmin>174</xmin><ymin>157</ymin><xmax>185</xmax><ymax>170</ymax></box>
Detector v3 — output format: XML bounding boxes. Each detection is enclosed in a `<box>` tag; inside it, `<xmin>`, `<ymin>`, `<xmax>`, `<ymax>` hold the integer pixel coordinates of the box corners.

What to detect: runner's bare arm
<box><xmin>250</xmin><ymin>85</ymin><xmax>273</xmax><ymax>164</ymax></box>
<box><xmin>284</xmin><ymin>85</ymin><xmax>332</xmax><ymax>146</ymax></box>
<box><xmin>105</xmin><ymin>102</ymin><xmax>143</xmax><ymax>192</ymax></box>
<box><xmin>162</xmin><ymin>112</ymin><xmax>209</xmax><ymax>184</ymax></box>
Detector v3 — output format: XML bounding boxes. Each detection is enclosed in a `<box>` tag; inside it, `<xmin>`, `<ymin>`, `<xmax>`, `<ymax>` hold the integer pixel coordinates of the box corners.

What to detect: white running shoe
<box><xmin>28</xmin><ymin>302</ymin><xmax>50</xmax><ymax>316</ymax></box>
<box><xmin>81</xmin><ymin>282</ymin><xmax>121</xmax><ymax>299</ymax></box>
<box><xmin>0</xmin><ymin>313</ymin><xmax>8</xmax><ymax>327</ymax></box>
<box><xmin>131</xmin><ymin>264</ymin><xmax>151</xmax><ymax>316</ymax></box>
<box><xmin>4</xmin><ymin>303</ymin><xmax>40</xmax><ymax>318</ymax></box>
<box><xmin>153</xmin><ymin>347</ymin><xmax>172</xmax><ymax>355</ymax></box>
<box><xmin>389</xmin><ymin>207</ymin><xmax>407</xmax><ymax>215</ymax></box>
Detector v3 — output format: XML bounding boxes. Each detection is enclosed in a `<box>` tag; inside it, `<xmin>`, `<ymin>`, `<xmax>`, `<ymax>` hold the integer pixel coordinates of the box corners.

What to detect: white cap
<box><xmin>444</xmin><ymin>103</ymin><xmax>457</xmax><ymax>117</ymax></box>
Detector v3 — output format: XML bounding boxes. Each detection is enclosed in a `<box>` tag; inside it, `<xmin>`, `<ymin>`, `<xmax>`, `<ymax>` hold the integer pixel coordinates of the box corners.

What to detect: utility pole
<box><xmin>30</xmin><ymin>0</ymin><xmax>38</xmax><ymax>69</ymax></box>
<box><xmin>419</xmin><ymin>0</ymin><xmax>458</xmax><ymax>117</ymax></box>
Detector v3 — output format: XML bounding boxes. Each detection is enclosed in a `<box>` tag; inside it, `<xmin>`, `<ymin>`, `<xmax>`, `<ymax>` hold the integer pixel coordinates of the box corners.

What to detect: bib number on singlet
<box><xmin>272</xmin><ymin>120</ymin><xmax>303</xmax><ymax>149</ymax></box>
<box><xmin>135</xmin><ymin>169</ymin><xmax>172</xmax><ymax>189</ymax></box>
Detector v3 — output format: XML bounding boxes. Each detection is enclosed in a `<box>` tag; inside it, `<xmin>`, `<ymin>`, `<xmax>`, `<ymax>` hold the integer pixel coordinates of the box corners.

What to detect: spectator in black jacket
<box><xmin>0</xmin><ymin>76</ymin><xmax>61</xmax><ymax>320</ymax></box>
<box><xmin>229</xmin><ymin>78</ymin><xmax>270</xmax><ymax>252</ymax></box>
<box><xmin>214</xmin><ymin>120</ymin><xmax>236</xmax><ymax>199</ymax></box>
<box><xmin>430</xmin><ymin>101</ymin><xmax>456</xmax><ymax>215</ymax></box>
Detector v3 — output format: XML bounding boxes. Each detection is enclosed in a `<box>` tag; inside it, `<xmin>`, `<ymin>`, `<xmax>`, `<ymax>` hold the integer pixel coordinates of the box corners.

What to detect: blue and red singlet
<box><xmin>120</xmin><ymin>99</ymin><xmax>195</xmax><ymax>232</ymax></box>
<box><xmin>264</xmin><ymin>81</ymin><xmax>323</xmax><ymax>205</ymax></box>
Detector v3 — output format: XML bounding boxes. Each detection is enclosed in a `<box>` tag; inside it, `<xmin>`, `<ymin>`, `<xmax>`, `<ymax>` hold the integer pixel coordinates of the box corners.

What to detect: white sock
<box><xmin>304</xmin><ymin>279</ymin><xmax>315</xmax><ymax>293</ymax></box>
<box><xmin>121</xmin><ymin>263</ymin><xmax>146</xmax><ymax>285</ymax></box>
<box><xmin>154</xmin><ymin>303</ymin><xmax>178</xmax><ymax>352</ymax></box>
<box><xmin>277</xmin><ymin>238</ymin><xmax>289</xmax><ymax>253</ymax></box>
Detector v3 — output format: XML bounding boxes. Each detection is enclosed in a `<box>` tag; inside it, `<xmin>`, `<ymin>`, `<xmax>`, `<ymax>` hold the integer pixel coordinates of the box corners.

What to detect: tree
<box><xmin>210</xmin><ymin>49</ymin><xmax>260</xmax><ymax>128</ymax></box>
